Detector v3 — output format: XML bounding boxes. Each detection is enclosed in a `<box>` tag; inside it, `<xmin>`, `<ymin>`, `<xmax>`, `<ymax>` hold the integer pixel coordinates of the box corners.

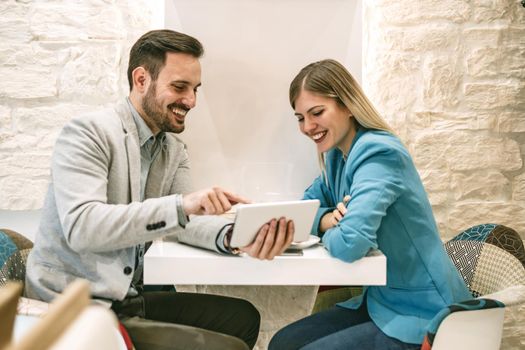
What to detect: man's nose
<box><xmin>182</xmin><ymin>91</ymin><xmax>197</xmax><ymax>109</ymax></box>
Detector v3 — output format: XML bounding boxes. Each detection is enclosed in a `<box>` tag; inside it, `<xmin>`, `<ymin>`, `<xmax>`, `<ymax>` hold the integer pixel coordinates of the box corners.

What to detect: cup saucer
<box><xmin>290</xmin><ymin>235</ymin><xmax>321</xmax><ymax>249</ymax></box>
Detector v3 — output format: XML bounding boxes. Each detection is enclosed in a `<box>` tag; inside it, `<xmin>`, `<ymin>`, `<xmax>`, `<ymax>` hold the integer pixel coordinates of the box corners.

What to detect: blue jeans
<box><xmin>269</xmin><ymin>302</ymin><xmax>420</xmax><ymax>350</ymax></box>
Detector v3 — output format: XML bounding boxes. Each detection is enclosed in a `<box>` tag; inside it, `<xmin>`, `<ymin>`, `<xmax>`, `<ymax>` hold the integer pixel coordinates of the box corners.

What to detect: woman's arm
<box><xmin>303</xmin><ymin>175</ymin><xmax>335</xmax><ymax>235</ymax></box>
<box><xmin>322</xmin><ymin>145</ymin><xmax>406</xmax><ymax>263</ymax></box>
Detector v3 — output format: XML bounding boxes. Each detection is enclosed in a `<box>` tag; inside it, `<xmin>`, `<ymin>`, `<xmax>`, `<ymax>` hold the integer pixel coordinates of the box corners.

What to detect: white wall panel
<box><xmin>165</xmin><ymin>0</ymin><xmax>362</xmax><ymax>201</ymax></box>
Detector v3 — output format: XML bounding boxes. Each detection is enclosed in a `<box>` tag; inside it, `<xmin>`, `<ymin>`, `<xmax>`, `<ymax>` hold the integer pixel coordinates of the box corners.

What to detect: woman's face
<box><xmin>294</xmin><ymin>89</ymin><xmax>356</xmax><ymax>155</ymax></box>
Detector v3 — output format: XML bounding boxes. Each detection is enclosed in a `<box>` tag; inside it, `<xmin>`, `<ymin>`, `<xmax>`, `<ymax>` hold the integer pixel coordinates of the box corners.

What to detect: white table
<box><xmin>144</xmin><ymin>240</ymin><xmax>387</xmax><ymax>350</ymax></box>
<box><xmin>144</xmin><ymin>239</ymin><xmax>386</xmax><ymax>286</ymax></box>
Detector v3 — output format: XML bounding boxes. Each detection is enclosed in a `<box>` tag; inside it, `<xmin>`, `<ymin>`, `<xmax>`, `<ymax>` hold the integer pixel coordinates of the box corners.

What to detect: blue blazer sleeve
<box><xmin>303</xmin><ymin>174</ymin><xmax>334</xmax><ymax>235</ymax></box>
<box><xmin>323</xmin><ymin>141</ymin><xmax>406</xmax><ymax>263</ymax></box>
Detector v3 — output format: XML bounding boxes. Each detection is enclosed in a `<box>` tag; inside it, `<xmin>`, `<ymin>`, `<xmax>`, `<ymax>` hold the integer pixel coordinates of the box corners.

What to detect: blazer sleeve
<box><xmin>52</xmin><ymin>117</ymin><xmax>182</xmax><ymax>253</ymax></box>
<box><xmin>322</xmin><ymin>144</ymin><xmax>406</xmax><ymax>263</ymax></box>
<box><xmin>303</xmin><ymin>175</ymin><xmax>335</xmax><ymax>235</ymax></box>
<box><xmin>164</xmin><ymin>140</ymin><xmax>232</xmax><ymax>253</ymax></box>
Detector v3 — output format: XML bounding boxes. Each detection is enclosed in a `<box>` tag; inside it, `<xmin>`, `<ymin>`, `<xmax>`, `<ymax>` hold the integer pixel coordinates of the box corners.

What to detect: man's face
<box><xmin>141</xmin><ymin>52</ymin><xmax>201</xmax><ymax>134</ymax></box>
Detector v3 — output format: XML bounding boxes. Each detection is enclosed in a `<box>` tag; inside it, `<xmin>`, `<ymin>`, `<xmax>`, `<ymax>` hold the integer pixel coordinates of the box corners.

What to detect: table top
<box><xmin>144</xmin><ymin>239</ymin><xmax>387</xmax><ymax>286</ymax></box>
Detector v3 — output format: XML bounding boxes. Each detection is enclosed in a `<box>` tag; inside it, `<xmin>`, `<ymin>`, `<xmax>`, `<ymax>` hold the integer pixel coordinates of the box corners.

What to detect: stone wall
<box><xmin>363</xmin><ymin>2</ymin><xmax>525</xmax><ymax>348</ymax></box>
<box><xmin>0</xmin><ymin>0</ymin><xmax>151</xmax><ymax>208</ymax></box>
<box><xmin>363</xmin><ymin>0</ymin><xmax>525</xmax><ymax>240</ymax></box>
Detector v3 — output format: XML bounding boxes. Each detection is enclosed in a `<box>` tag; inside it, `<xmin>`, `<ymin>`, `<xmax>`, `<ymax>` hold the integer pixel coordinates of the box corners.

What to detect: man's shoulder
<box><xmin>67</xmin><ymin>101</ymin><xmax>127</xmax><ymax>131</ymax></box>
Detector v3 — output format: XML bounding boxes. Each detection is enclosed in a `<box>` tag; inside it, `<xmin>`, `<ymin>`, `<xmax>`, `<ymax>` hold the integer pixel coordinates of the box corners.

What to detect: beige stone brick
<box><xmin>451</xmin><ymin>171</ymin><xmax>511</xmax><ymax>201</ymax></box>
<box><xmin>513</xmin><ymin>173</ymin><xmax>525</xmax><ymax>201</ymax></box>
<box><xmin>0</xmin><ymin>1</ymin><xmax>32</xmax><ymax>43</ymax></box>
<box><xmin>471</xmin><ymin>0</ymin><xmax>516</xmax><ymax>23</ymax></box>
<box><xmin>463</xmin><ymin>28</ymin><xmax>501</xmax><ymax>47</ymax></box>
<box><xmin>58</xmin><ymin>43</ymin><xmax>121</xmax><ymax>103</ymax></box>
<box><xmin>413</xmin><ymin>131</ymin><xmax>522</xmax><ymax>171</ymax></box>
<box><xmin>498</xmin><ymin>112</ymin><xmax>525</xmax><ymax>132</ymax></box>
<box><xmin>0</xmin><ymin>177</ymin><xmax>48</xmax><ymax>210</ymax></box>
<box><xmin>28</xmin><ymin>2</ymin><xmax>124</xmax><ymax>41</ymax></box>
<box><xmin>382</xmin><ymin>24</ymin><xmax>459</xmax><ymax>52</ymax></box>
<box><xmin>373</xmin><ymin>0</ymin><xmax>470</xmax><ymax>24</ymax></box>
<box><xmin>0</xmin><ymin>153</ymin><xmax>50</xmax><ymax>178</ymax></box>
<box><xmin>365</xmin><ymin>52</ymin><xmax>421</xmax><ymax>113</ymax></box>
<box><xmin>423</xmin><ymin>55</ymin><xmax>460</xmax><ymax>108</ymax></box>
<box><xmin>410</xmin><ymin>111</ymin><xmax>497</xmax><ymax>131</ymax></box>
<box><xmin>0</xmin><ymin>66</ymin><xmax>57</xmax><ymax>99</ymax></box>
<box><xmin>467</xmin><ymin>46</ymin><xmax>525</xmax><ymax>78</ymax></box>
<box><xmin>464</xmin><ymin>83</ymin><xmax>525</xmax><ymax>110</ymax></box>
<box><xmin>448</xmin><ymin>202</ymin><xmax>525</xmax><ymax>239</ymax></box>
<box><xmin>0</xmin><ymin>132</ymin><xmax>41</xmax><ymax>151</ymax></box>
<box><xmin>502</xmin><ymin>26</ymin><xmax>525</xmax><ymax>47</ymax></box>
<box><xmin>0</xmin><ymin>105</ymin><xmax>11</xmax><ymax>131</ymax></box>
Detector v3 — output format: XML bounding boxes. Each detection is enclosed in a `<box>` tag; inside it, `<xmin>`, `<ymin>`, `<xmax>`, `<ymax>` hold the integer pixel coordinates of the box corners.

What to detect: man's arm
<box><xmin>52</xmin><ymin>117</ymin><xmax>187</xmax><ymax>253</ymax></box>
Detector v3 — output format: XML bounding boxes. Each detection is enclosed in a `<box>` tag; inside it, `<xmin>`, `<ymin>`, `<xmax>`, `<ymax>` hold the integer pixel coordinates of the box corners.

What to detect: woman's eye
<box><xmin>313</xmin><ymin>110</ymin><xmax>323</xmax><ymax>116</ymax></box>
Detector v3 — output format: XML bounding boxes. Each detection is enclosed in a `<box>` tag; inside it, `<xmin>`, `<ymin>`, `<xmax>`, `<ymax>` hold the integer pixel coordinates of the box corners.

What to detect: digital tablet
<box><xmin>229</xmin><ymin>199</ymin><xmax>320</xmax><ymax>248</ymax></box>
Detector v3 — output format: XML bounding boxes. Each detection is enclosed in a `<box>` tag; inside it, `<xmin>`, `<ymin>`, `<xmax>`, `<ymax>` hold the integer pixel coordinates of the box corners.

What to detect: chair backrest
<box><xmin>444</xmin><ymin>224</ymin><xmax>525</xmax><ymax>297</ymax></box>
<box><xmin>5</xmin><ymin>278</ymin><xmax>123</xmax><ymax>350</ymax></box>
<box><xmin>0</xmin><ymin>229</ymin><xmax>33</xmax><ymax>286</ymax></box>
<box><xmin>430</xmin><ymin>307</ymin><xmax>505</xmax><ymax>350</ymax></box>
<box><xmin>0</xmin><ymin>282</ymin><xmax>23</xmax><ymax>348</ymax></box>
<box><xmin>8</xmin><ymin>279</ymin><xmax>91</xmax><ymax>350</ymax></box>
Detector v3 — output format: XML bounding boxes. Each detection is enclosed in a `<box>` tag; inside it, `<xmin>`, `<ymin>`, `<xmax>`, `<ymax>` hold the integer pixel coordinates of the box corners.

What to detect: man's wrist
<box><xmin>175</xmin><ymin>194</ymin><xmax>190</xmax><ymax>228</ymax></box>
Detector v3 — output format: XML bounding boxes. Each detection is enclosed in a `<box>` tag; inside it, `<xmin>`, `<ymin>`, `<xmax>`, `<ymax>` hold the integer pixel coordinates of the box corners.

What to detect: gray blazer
<box><xmin>25</xmin><ymin>100</ymin><xmax>231</xmax><ymax>303</ymax></box>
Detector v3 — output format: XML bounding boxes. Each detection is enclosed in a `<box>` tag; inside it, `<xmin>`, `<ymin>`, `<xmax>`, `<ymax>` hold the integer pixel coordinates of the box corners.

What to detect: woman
<box><xmin>268</xmin><ymin>59</ymin><xmax>471</xmax><ymax>350</ymax></box>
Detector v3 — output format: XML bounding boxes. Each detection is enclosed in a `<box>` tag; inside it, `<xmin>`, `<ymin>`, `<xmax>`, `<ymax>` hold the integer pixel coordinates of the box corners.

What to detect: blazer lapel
<box><xmin>116</xmin><ymin>101</ymin><xmax>141</xmax><ymax>202</ymax></box>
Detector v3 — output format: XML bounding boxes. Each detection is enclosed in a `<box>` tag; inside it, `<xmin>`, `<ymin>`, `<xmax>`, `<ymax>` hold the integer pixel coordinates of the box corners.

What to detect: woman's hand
<box><xmin>319</xmin><ymin>195</ymin><xmax>351</xmax><ymax>232</ymax></box>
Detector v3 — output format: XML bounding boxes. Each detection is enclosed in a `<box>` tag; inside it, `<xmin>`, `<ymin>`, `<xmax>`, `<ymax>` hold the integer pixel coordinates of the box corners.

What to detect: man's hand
<box><xmin>183</xmin><ymin>187</ymin><xmax>249</xmax><ymax>216</ymax></box>
<box><xmin>319</xmin><ymin>195</ymin><xmax>351</xmax><ymax>232</ymax></box>
<box><xmin>239</xmin><ymin>217</ymin><xmax>294</xmax><ymax>260</ymax></box>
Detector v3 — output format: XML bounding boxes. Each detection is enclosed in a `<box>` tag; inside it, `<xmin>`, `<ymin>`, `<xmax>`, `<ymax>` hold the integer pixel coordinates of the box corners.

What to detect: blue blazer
<box><xmin>303</xmin><ymin>128</ymin><xmax>471</xmax><ymax>344</ymax></box>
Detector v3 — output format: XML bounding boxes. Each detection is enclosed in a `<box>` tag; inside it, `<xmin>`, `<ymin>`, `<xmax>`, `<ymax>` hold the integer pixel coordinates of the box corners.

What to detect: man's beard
<box><xmin>142</xmin><ymin>82</ymin><xmax>185</xmax><ymax>133</ymax></box>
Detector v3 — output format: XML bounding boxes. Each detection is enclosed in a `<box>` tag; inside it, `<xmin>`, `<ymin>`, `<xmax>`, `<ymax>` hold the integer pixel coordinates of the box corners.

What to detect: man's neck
<box><xmin>128</xmin><ymin>93</ymin><xmax>160</xmax><ymax>135</ymax></box>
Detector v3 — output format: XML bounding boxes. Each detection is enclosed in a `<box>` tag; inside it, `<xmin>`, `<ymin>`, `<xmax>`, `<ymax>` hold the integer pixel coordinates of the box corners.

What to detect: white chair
<box><xmin>2</xmin><ymin>279</ymin><xmax>126</xmax><ymax>350</ymax></box>
<box><xmin>425</xmin><ymin>224</ymin><xmax>525</xmax><ymax>350</ymax></box>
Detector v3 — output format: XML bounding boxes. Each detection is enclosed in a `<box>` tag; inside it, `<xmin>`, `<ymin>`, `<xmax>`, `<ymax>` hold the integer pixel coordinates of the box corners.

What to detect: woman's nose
<box><xmin>303</xmin><ymin>117</ymin><xmax>316</xmax><ymax>132</ymax></box>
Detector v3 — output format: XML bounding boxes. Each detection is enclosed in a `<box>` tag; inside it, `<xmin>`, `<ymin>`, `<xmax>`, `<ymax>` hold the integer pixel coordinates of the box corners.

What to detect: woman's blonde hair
<box><xmin>289</xmin><ymin>59</ymin><xmax>394</xmax><ymax>179</ymax></box>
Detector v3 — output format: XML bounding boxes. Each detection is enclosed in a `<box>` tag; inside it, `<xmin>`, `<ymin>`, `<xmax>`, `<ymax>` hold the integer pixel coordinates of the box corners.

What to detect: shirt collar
<box><xmin>126</xmin><ymin>97</ymin><xmax>166</xmax><ymax>147</ymax></box>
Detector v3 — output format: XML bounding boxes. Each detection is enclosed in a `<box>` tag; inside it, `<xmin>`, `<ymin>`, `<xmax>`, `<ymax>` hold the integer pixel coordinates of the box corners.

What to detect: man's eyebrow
<box><xmin>171</xmin><ymin>80</ymin><xmax>202</xmax><ymax>88</ymax></box>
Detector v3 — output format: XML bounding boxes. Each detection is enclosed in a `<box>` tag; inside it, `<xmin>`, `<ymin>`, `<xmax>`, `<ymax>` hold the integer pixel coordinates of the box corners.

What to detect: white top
<box><xmin>144</xmin><ymin>239</ymin><xmax>387</xmax><ymax>286</ymax></box>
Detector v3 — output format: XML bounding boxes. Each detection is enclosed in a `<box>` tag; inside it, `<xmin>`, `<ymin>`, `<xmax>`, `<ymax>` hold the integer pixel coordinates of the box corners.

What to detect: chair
<box><xmin>2</xmin><ymin>279</ymin><xmax>125</xmax><ymax>350</ymax></box>
<box><xmin>0</xmin><ymin>228</ymin><xmax>33</xmax><ymax>286</ymax></box>
<box><xmin>0</xmin><ymin>282</ymin><xmax>23</xmax><ymax>348</ymax></box>
<box><xmin>423</xmin><ymin>224</ymin><xmax>525</xmax><ymax>350</ymax></box>
<box><xmin>0</xmin><ymin>228</ymin><xmax>131</xmax><ymax>349</ymax></box>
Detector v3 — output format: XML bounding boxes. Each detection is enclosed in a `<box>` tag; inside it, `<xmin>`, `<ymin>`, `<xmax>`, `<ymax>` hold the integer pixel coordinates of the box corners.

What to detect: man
<box><xmin>25</xmin><ymin>29</ymin><xmax>294</xmax><ymax>350</ymax></box>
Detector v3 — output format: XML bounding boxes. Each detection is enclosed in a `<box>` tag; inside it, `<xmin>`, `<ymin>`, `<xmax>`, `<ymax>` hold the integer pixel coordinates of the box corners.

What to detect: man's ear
<box><xmin>131</xmin><ymin>67</ymin><xmax>149</xmax><ymax>93</ymax></box>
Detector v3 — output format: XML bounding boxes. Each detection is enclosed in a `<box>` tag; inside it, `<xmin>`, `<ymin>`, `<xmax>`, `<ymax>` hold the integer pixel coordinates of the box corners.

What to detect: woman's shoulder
<box><xmin>354</xmin><ymin>129</ymin><xmax>408</xmax><ymax>157</ymax></box>
<box><xmin>349</xmin><ymin>130</ymin><xmax>410</xmax><ymax>165</ymax></box>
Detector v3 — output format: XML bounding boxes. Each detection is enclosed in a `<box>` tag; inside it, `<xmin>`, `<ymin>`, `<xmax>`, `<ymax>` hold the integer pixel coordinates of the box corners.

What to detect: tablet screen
<box><xmin>230</xmin><ymin>199</ymin><xmax>320</xmax><ymax>248</ymax></box>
